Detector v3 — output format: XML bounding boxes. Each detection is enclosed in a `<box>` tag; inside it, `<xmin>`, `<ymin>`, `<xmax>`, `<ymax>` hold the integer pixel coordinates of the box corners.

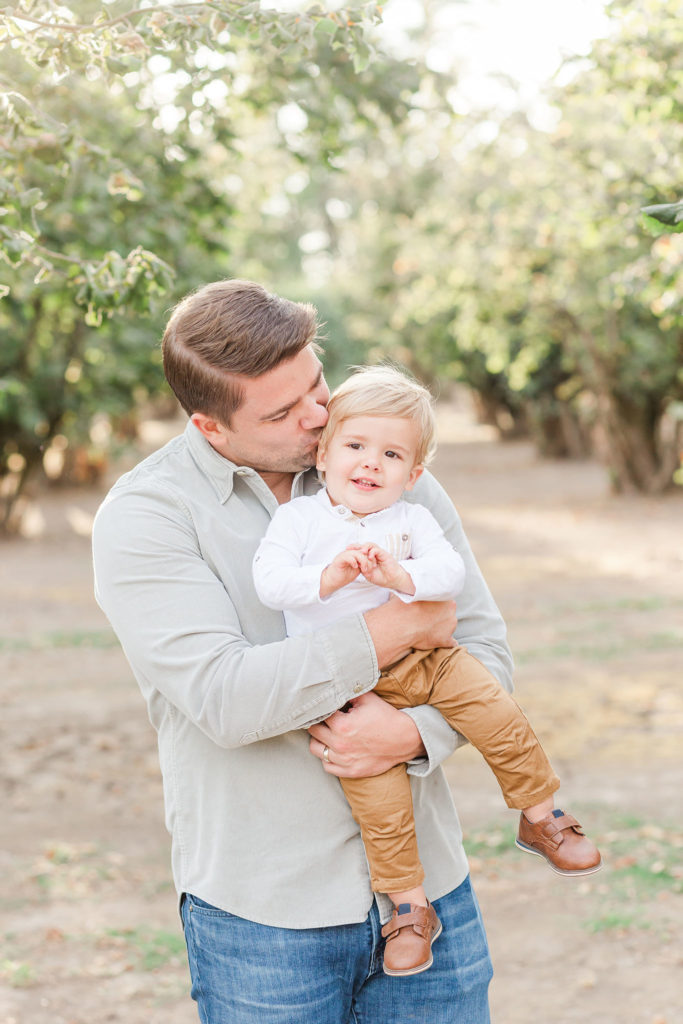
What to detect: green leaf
<box><xmin>314</xmin><ymin>18</ymin><xmax>338</xmax><ymax>38</ymax></box>
<box><xmin>640</xmin><ymin>201</ymin><xmax>683</xmax><ymax>235</ymax></box>
<box><xmin>19</xmin><ymin>188</ymin><xmax>42</xmax><ymax>208</ymax></box>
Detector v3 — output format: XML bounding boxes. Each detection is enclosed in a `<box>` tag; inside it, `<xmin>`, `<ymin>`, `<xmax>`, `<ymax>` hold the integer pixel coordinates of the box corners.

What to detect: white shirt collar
<box><xmin>314</xmin><ymin>487</ymin><xmax>398</xmax><ymax>523</ymax></box>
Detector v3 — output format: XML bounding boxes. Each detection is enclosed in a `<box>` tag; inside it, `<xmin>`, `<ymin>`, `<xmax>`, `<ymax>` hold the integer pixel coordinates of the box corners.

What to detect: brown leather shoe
<box><xmin>381</xmin><ymin>902</ymin><xmax>442</xmax><ymax>976</ymax></box>
<box><xmin>516</xmin><ymin>809</ymin><xmax>602</xmax><ymax>876</ymax></box>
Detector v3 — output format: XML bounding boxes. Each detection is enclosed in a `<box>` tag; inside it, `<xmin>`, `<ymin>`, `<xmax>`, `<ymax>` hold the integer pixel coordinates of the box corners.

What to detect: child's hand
<box><xmin>319</xmin><ymin>548</ymin><xmax>364</xmax><ymax>598</ymax></box>
<box><xmin>355</xmin><ymin>543</ymin><xmax>416</xmax><ymax>595</ymax></box>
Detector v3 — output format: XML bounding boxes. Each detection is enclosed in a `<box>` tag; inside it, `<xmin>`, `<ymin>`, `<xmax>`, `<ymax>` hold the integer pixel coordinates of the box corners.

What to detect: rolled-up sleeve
<box><xmin>93</xmin><ymin>485</ymin><xmax>378</xmax><ymax>748</ymax></box>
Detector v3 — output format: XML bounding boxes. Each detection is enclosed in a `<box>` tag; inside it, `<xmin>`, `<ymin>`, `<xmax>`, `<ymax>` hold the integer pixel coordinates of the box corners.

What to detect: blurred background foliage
<box><xmin>1</xmin><ymin>0</ymin><xmax>682</xmax><ymax>529</ymax></box>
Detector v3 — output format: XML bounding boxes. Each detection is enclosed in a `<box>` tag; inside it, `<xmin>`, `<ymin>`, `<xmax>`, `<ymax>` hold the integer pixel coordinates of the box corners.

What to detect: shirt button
<box><xmin>353</xmin><ymin>683</ymin><xmax>363</xmax><ymax>694</ymax></box>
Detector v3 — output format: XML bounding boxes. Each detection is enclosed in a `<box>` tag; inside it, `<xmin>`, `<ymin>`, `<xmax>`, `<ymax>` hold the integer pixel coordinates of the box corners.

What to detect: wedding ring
<box><xmin>322</xmin><ymin>745</ymin><xmax>330</xmax><ymax>764</ymax></box>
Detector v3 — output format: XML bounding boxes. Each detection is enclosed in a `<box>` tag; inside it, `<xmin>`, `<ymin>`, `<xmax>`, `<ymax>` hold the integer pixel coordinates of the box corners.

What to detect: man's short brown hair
<box><xmin>162</xmin><ymin>279</ymin><xmax>320</xmax><ymax>423</ymax></box>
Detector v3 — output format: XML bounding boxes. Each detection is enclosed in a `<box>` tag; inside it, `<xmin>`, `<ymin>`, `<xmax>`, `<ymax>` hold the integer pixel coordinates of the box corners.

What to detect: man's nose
<box><xmin>301</xmin><ymin>398</ymin><xmax>328</xmax><ymax>430</ymax></box>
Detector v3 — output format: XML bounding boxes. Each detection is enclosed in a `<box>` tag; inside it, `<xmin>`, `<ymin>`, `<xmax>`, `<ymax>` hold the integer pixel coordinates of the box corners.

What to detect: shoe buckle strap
<box><xmin>543</xmin><ymin>813</ymin><xmax>584</xmax><ymax>841</ymax></box>
<box><xmin>381</xmin><ymin>910</ymin><xmax>431</xmax><ymax>941</ymax></box>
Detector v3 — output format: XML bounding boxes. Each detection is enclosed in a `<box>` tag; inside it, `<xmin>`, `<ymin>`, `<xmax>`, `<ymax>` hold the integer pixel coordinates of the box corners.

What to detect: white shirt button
<box><xmin>353</xmin><ymin>683</ymin><xmax>363</xmax><ymax>694</ymax></box>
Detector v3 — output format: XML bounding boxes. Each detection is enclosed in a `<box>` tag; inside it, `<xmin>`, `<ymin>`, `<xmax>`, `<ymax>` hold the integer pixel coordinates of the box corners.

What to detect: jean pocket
<box><xmin>185</xmin><ymin>893</ymin><xmax>235</xmax><ymax>917</ymax></box>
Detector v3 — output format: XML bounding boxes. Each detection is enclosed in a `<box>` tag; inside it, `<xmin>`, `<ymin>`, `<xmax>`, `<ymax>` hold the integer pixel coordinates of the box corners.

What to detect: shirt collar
<box><xmin>314</xmin><ymin>487</ymin><xmax>395</xmax><ymax>523</ymax></box>
<box><xmin>184</xmin><ymin>419</ymin><xmax>313</xmax><ymax>505</ymax></box>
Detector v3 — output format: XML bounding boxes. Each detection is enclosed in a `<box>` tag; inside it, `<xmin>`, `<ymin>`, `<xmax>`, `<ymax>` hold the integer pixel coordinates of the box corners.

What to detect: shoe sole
<box><xmin>515</xmin><ymin>838</ymin><xmax>602</xmax><ymax>876</ymax></box>
<box><xmin>382</xmin><ymin>921</ymin><xmax>443</xmax><ymax>977</ymax></box>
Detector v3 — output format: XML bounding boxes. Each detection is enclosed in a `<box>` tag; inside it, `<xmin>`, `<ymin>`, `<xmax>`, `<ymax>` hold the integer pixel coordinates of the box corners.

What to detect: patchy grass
<box><xmin>516</xmin><ymin>631</ymin><xmax>683</xmax><ymax>665</ymax></box>
<box><xmin>0</xmin><ymin>958</ymin><xmax>37</xmax><ymax>988</ymax></box>
<box><xmin>464</xmin><ymin>824</ymin><xmax>518</xmax><ymax>860</ymax></box>
<box><xmin>27</xmin><ymin>841</ymin><xmax>128</xmax><ymax>898</ymax></box>
<box><xmin>105</xmin><ymin>928</ymin><xmax>186</xmax><ymax>972</ymax></box>
<box><xmin>583</xmin><ymin>910</ymin><xmax>647</xmax><ymax>933</ymax></box>
<box><xmin>557</xmin><ymin>596</ymin><xmax>683</xmax><ymax>615</ymax></box>
<box><xmin>516</xmin><ymin>641</ymin><xmax>621</xmax><ymax>664</ymax></box>
<box><xmin>644</xmin><ymin>630</ymin><xmax>683</xmax><ymax>651</ymax></box>
<box><xmin>463</xmin><ymin>813</ymin><xmax>683</xmax><ymax>935</ymax></box>
<box><xmin>0</xmin><ymin>629</ymin><xmax>119</xmax><ymax>651</ymax></box>
<box><xmin>579</xmin><ymin>816</ymin><xmax>681</xmax><ymax>934</ymax></box>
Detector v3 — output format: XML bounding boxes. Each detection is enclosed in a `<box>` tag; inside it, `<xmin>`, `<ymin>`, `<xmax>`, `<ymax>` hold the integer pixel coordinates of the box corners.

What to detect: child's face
<box><xmin>317</xmin><ymin>415</ymin><xmax>424</xmax><ymax>516</ymax></box>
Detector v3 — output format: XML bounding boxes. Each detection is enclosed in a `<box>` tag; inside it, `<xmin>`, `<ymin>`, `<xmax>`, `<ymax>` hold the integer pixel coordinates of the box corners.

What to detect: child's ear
<box><xmin>316</xmin><ymin>444</ymin><xmax>327</xmax><ymax>472</ymax></box>
<box><xmin>404</xmin><ymin>464</ymin><xmax>424</xmax><ymax>491</ymax></box>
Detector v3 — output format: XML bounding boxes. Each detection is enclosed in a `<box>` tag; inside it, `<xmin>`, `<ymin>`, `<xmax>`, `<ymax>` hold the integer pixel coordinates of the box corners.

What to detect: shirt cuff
<box><xmin>402</xmin><ymin>705</ymin><xmax>467</xmax><ymax>777</ymax></box>
<box><xmin>301</xmin><ymin>613</ymin><xmax>379</xmax><ymax>728</ymax></box>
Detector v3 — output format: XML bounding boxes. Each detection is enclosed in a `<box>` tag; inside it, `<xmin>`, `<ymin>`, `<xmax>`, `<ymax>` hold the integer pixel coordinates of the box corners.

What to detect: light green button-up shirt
<box><xmin>92</xmin><ymin>420</ymin><xmax>513</xmax><ymax>927</ymax></box>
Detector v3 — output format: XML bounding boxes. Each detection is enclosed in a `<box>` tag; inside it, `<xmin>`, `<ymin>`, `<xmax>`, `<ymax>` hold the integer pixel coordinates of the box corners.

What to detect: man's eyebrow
<box><xmin>259</xmin><ymin>363</ymin><xmax>324</xmax><ymax>421</ymax></box>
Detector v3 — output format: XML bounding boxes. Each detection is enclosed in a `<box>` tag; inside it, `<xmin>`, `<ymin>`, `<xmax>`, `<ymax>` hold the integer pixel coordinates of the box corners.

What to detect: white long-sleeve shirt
<box><xmin>253</xmin><ymin>488</ymin><xmax>467</xmax><ymax>637</ymax></box>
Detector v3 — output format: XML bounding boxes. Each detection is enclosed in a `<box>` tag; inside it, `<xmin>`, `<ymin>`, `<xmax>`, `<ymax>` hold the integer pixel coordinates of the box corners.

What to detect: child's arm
<box><xmin>252</xmin><ymin>502</ymin><xmax>330</xmax><ymax>611</ymax></box>
<box><xmin>378</xmin><ymin>503</ymin><xmax>467</xmax><ymax>602</ymax></box>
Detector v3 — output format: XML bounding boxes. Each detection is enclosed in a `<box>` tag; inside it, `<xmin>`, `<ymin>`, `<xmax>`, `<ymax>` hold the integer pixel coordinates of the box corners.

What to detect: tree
<box><xmin>0</xmin><ymin>0</ymin><xmax>409</xmax><ymax>527</ymax></box>
<box><xmin>304</xmin><ymin>0</ymin><xmax>683</xmax><ymax>491</ymax></box>
<box><xmin>0</xmin><ymin>1</ymin><xmax>381</xmax><ymax>313</ymax></box>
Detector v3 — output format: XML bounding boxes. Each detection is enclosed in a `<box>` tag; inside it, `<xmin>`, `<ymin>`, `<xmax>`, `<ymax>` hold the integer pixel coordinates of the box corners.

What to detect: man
<box><xmin>92</xmin><ymin>279</ymin><xmax>513</xmax><ymax>1023</ymax></box>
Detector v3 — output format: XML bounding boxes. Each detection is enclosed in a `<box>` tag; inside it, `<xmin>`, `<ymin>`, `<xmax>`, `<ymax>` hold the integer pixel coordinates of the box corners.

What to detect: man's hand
<box><xmin>308</xmin><ymin>691</ymin><xmax>426</xmax><ymax>777</ymax></box>
<box><xmin>364</xmin><ymin>595</ymin><xmax>458</xmax><ymax>670</ymax></box>
<box><xmin>409</xmin><ymin>599</ymin><xmax>459</xmax><ymax>651</ymax></box>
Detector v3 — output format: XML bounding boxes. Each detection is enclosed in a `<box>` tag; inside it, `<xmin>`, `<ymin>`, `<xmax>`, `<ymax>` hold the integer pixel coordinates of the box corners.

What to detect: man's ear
<box><xmin>191</xmin><ymin>412</ymin><xmax>226</xmax><ymax>444</ymax></box>
<box><xmin>404</xmin><ymin>464</ymin><xmax>424</xmax><ymax>492</ymax></box>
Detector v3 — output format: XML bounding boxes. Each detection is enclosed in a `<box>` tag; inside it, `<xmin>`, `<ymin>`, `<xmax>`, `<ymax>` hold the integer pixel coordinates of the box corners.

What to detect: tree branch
<box><xmin>0</xmin><ymin>2</ymin><xmax>225</xmax><ymax>34</ymax></box>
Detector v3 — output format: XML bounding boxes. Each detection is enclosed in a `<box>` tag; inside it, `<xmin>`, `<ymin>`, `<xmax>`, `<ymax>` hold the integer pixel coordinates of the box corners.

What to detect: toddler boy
<box><xmin>253</xmin><ymin>365</ymin><xmax>601</xmax><ymax>977</ymax></box>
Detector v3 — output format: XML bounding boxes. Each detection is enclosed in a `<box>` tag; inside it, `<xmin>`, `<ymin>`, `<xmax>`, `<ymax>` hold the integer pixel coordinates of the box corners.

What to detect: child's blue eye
<box><xmin>385</xmin><ymin>451</ymin><xmax>399</xmax><ymax>459</ymax></box>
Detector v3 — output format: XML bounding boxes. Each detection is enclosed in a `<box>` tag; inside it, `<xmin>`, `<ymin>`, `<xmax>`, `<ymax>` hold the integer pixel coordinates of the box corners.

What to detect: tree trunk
<box><xmin>572</xmin><ymin>320</ymin><xmax>682</xmax><ymax>494</ymax></box>
<box><xmin>470</xmin><ymin>390</ymin><xmax>528</xmax><ymax>439</ymax></box>
<box><xmin>525</xmin><ymin>398</ymin><xmax>592</xmax><ymax>459</ymax></box>
<box><xmin>598</xmin><ymin>393</ymin><xmax>682</xmax><ymax>494</ymax></box>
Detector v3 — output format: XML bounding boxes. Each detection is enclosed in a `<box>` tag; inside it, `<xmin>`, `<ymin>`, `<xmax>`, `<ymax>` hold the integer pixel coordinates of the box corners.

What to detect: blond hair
<box><xmin>162</xmin><ymin>279</ymin><xmax>320</xmax><ymax>424</ymax></box>
<box><xmin>320</xmin><ymin>365</ymin><xmax>437</xmax><ymax>466</ymax></box>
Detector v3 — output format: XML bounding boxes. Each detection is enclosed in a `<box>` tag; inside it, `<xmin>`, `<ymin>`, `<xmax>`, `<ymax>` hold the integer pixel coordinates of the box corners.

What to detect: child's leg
<box><xmin>376</xmin><ymin>648</ymin><xmax>600</xmax><ymax>875</ymax></box>
<box><xmin>339</xmin><ymin>765</ymin><xmax>426</xmax><ymax>902</ymax></box>
<box><xmin>340</xmin><ymin>767</ymin><xmax>443</xmax><ymax>976</ymax></box>
<box><xmin>339</xmin><ymin>770</ymin><xmax>444</xmax><ymax>974</ymax></box>
<box><xmin>376</xmin><ymin>647</ymin><xmax>560</xmax><ymax>811</ymax></box>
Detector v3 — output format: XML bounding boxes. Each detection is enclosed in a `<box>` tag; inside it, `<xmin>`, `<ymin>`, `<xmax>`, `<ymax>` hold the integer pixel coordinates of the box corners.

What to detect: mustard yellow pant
<box><xmin>340</xmin><ymin>645</ymin><xmax>560</xmax><ymax>893</ymax></box>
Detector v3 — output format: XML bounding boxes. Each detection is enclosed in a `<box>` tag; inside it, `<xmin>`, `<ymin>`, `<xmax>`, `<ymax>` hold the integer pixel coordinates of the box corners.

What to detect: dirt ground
<box><xmin>1</xmin><ymin>404</ymin><xmax>682</xmax><ymax>1024</ymax></box>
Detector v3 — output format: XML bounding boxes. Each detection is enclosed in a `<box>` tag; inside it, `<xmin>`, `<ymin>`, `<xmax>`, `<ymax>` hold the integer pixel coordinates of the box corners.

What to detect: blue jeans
<box><xmin>181</xmin><ymin>875</ymin><xmax>492</xmax><ymax>1023</ymax></box>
